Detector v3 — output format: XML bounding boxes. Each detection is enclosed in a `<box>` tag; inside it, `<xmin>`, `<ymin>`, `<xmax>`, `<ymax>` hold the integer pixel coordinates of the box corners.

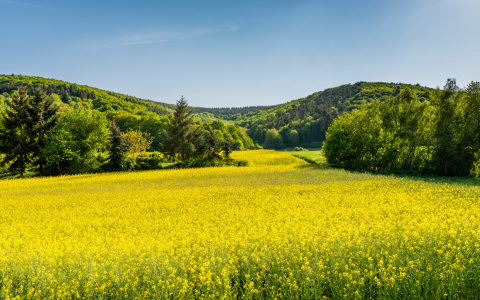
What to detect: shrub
<box><xmin>294</xmin><ymin>147</ymin><xmax>308</xmax><ymax>152</ymax></box>
<box><xmin>135</xmin><ymin>152</ymin><xmax>166</xmax><ymax>170</ymax></box>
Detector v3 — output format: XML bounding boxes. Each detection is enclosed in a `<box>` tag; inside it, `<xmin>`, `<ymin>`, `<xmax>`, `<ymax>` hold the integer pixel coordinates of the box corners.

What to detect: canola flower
<box><xmin>0</xmin><ymin>150</ymin><xmax>480</xmax><ymax>299</ymax></box>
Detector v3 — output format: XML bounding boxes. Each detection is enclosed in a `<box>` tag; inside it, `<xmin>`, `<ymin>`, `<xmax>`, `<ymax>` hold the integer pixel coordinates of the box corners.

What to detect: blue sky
<box><xmin>1</xmin><ymin>0</ymin><xmax>479</xmax><ymax>107</ymax></box>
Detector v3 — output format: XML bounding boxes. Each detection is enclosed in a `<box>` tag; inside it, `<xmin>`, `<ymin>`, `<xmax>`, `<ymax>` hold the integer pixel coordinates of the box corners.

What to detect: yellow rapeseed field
<box><xmin>1</xmin><ymin>150</ymin><xmax>480</xmax><ymax>299</ymax></box>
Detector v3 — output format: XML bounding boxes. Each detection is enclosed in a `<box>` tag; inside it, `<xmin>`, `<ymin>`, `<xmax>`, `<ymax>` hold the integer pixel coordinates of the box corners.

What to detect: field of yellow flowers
<box><xmin>1</xmin><ymin>150</ymin><xmax>480</xmax><ymax>299</ymax></box>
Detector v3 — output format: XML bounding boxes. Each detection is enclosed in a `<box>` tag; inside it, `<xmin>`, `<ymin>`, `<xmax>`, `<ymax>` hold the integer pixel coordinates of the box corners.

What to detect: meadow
<box><xmin>1</xmin><ymin>150</ymin><xmax>480</xmax><ymax>299</ymax></box>
<box><xmin>288</xmin><ymin>149</ymin><xmax>327</xmax><ymax>166</ymax></box>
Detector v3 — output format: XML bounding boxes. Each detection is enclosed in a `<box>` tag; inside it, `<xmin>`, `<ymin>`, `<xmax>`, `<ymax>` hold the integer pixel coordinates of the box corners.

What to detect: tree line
<box><xmin>322</xmin><ymin>79</ymin><xmax>480</xmax><ymax>177</ymax></box>
<box><xmin>0</xmin><ymin>88</ymin><xmax>254</xmax><ymax>178</ymax></box>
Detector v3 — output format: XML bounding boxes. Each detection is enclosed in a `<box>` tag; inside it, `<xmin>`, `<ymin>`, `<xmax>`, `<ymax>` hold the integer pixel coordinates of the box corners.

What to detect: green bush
<box><xmin>135</xmin><ymin>152</ymin><xmax>167</xmax><ymax>170</ymax></box>
<box><xmin>294</xmin><ymin>147</ymin><xmax>308</xmax><ymax>151</ymax></box>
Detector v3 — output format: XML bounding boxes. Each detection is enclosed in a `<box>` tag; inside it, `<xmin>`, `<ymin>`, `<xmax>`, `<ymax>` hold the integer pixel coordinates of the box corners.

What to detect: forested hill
<box><xmin>0</xmin><ymin>75</ymin><xmax>176</xmax><ymax>116</ymax></box>
<box><xmin>0</xmin><ymin>74</ymin><xmax>264</xmax><ymax>122</ymax></box>
<box><xmin>0</xmin><ymin>75</ymin><xmax>434</xmax><ymax>148</ymax></box>
<box><xmin>218</xmin><ymin>82</ymin><xmax>433</xmax><ymax>147</ymax></box>
<box><xmin>0</xmin><ymin>75</ymin><xmax>255</xmax><ymax>152</ymax></box>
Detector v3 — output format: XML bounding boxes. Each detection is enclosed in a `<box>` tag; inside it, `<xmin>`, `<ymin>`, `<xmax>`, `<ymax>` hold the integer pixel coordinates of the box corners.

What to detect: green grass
<box><xmin>287</xmin><ymin>149</ymin><xmax>328</xmax><ymax>167</ymax></box>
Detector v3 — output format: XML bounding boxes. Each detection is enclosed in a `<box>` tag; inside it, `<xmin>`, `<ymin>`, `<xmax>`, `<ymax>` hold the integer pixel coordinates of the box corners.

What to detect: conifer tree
<box><xmin>107</xmin><ymin>119</ymin><xmax>127</xmax><ymax>171</ymax></box>
<box><xmin>29</xmin><ymin>87</ymin><xmax>60</xmax><ymax>173</ymax></box>
<box><xmin>161</xmin><ymin>96</ymin><xmax>202</xmax><ymax>161</ymax></box>
<box><xmin>0</xmin><ymin>87</ymin><xmax>59</xmax><ymax>176</ymax></box>
<box><xmin>0</xmin><ymin>87</ymin><xmax>32</xmax><ymax>177</ymax></box>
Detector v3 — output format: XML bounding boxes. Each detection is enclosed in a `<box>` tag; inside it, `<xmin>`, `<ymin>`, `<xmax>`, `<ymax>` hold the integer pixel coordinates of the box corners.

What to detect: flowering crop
<box><xmin>1</xmin><ymin>150</ymin><xmax>480</xmax><ymax>299</ymax></box>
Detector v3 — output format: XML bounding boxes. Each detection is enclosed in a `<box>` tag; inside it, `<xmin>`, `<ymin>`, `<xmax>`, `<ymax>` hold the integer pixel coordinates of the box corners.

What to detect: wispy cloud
<box><xmin>89</xmin><ymin>24</ymin><xmax>240</xmax><ymax>49</ymax></box>
<box><xmin>0</xmin><ymin>0</ymin><xmax>50</xmax><ymax>9</ymax></box>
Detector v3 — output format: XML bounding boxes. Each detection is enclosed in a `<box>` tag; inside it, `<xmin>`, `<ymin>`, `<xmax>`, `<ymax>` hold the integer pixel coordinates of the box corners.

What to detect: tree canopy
<box><xmin>323</xmin><ymin>79</ymin><xmax>480</xmax><ymax>177</ymax></box>
<box><xmin>0</xmin><ymin>87</ymin><xmax>59</xmax><ymax>177</ymax></box>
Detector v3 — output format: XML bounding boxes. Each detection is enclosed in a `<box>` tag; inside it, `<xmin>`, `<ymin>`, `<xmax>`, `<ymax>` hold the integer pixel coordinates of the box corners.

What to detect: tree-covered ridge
<box><xmin>232</xmin><ymin>82</ymin><xmax>434</xmax><ymax>147</ymax></box>
<box><xmin>0</xmin><ymin>74</ymin><xmax>175</xmax><ymax>116</ymax></box>
<box><xmin>0</xmin><ymin>75</ymin><xmax>435</xmax><ymax>149</ymax></box>
<box><xmin>191</xmin><ymin>105</ymin><xmax>276</xmax><ymax>119</ymax></box>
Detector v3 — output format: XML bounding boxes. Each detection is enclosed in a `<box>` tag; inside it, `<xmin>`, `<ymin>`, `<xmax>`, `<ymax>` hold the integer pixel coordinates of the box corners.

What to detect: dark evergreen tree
<box><xmin>161</xmin><ymin>96</ymin><xmax>202</xmax><ymax>161</ymax></box>
<box><xmin>28</xmin><ymin>87</ymin><xmax>60</xmax><ymax>174</ymax></box>
<box><xmin>107</xmin><ymin>119</ymin><xmax>127</xmax><ymax>171</ymax></box>
<box><xmin>0</xmin><ymin>87</ymin><xmax>32</xmax><ymax>177</ymax></box>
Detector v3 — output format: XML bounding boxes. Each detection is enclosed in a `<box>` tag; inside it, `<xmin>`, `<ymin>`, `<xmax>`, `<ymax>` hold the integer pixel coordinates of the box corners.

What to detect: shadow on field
<box><xmin>287</xmin><ymin>150</ymin><xmax>480</xmax><ymax>187</ymax></box>
<box><xmin>373</xmin><ymin>171</ymin><xmax>480</xmax><ymax>187</ymax></box>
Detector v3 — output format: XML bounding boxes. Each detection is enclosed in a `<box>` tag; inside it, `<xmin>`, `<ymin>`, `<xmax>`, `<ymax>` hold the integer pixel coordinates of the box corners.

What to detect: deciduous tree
<box><xmin>122</xmin><ymin>128</ymin><xmax>154</xmax><ymax>159</ymax></box>
<box><xmin>264</xmin><ymin>128</ymin><xmax>284</xmax><ymax>150</ymax></box>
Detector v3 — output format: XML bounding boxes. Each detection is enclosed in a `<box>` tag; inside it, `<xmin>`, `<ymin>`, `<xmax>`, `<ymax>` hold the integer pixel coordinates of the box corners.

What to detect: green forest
<box><xmin>0</xmin><ymin>75</ymin><xmax>436</xmax><ymax>148</ymax></box>
<box><xmin>323</xmin><ymin>79</ymin><xmax>480</xmax><ymax>177</ymax></box>
<box><xmin>0</xmin><ymin>75</ymin><xmax>256</xmax><ymax>177</ymax></box>
<box><xmin>232</xmin><ymin>82</ymin><xmax>433</xmax><ymax>148</ymax></box>
<box><xmin>2</xmin><ymin>74</ymin><xmax>478</xmax><ymax>178</ymax></box>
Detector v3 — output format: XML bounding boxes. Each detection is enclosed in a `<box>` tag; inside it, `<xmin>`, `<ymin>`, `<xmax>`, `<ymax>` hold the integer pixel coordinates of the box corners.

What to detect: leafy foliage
<box><xmin>41</xmin><ymin>108</ymin><xmax>110</xmax><ymax>175</ymax></box>
<box><xmin>122</xmin><ymin>128</ymin><xmax>154</xmax><ymax>159</ymax></box>
<box><xmin>206</xmin><ymin>82</ymin><xmax>433</xmax><ymax>148</ymax></box>
<box><xmin>0</xmin><ymin>75</ymin><xmax>436</xmax><ymax>151</ymax></box>
<box><xmin>264</xmin><ymin>128</ymin><xmax>285</xmax><ymax>150</ymax></box>
<box><xmin>0</xmin><ymin>76</ymin><xmax>256</xmax><ymax>176</ymax></box>
<box><xmin>323</xmin><ymin>80</ymin><xmax>480</xmax><ymax>177</ymax></box>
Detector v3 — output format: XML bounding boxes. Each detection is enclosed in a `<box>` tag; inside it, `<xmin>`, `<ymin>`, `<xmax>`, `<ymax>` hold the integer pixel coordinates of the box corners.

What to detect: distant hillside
<box><xmin>0</xmin><ymin>74</ymin><xmax>176</xmax><ymax>116</ymax></box>
<box><xmin>211</xmin><ymin>82</ymin><xmax>434</xmax><ymax>147</ymax></box>
<box><xmin>0</xmin><ymin>75</ymin><xmax>435</xmax><ymax>148</ymax></box>
<box><xmin>0</xmin><ymin>74</ymin><xmax>260</xmax><ymax>123</ymax></box>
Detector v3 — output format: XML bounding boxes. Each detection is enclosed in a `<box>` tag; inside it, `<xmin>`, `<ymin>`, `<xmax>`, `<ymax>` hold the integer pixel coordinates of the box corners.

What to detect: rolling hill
<box><xmin>0</xmin><ymin>74</ymin><xmax>434</xmax><ymax>147</ymax></box>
